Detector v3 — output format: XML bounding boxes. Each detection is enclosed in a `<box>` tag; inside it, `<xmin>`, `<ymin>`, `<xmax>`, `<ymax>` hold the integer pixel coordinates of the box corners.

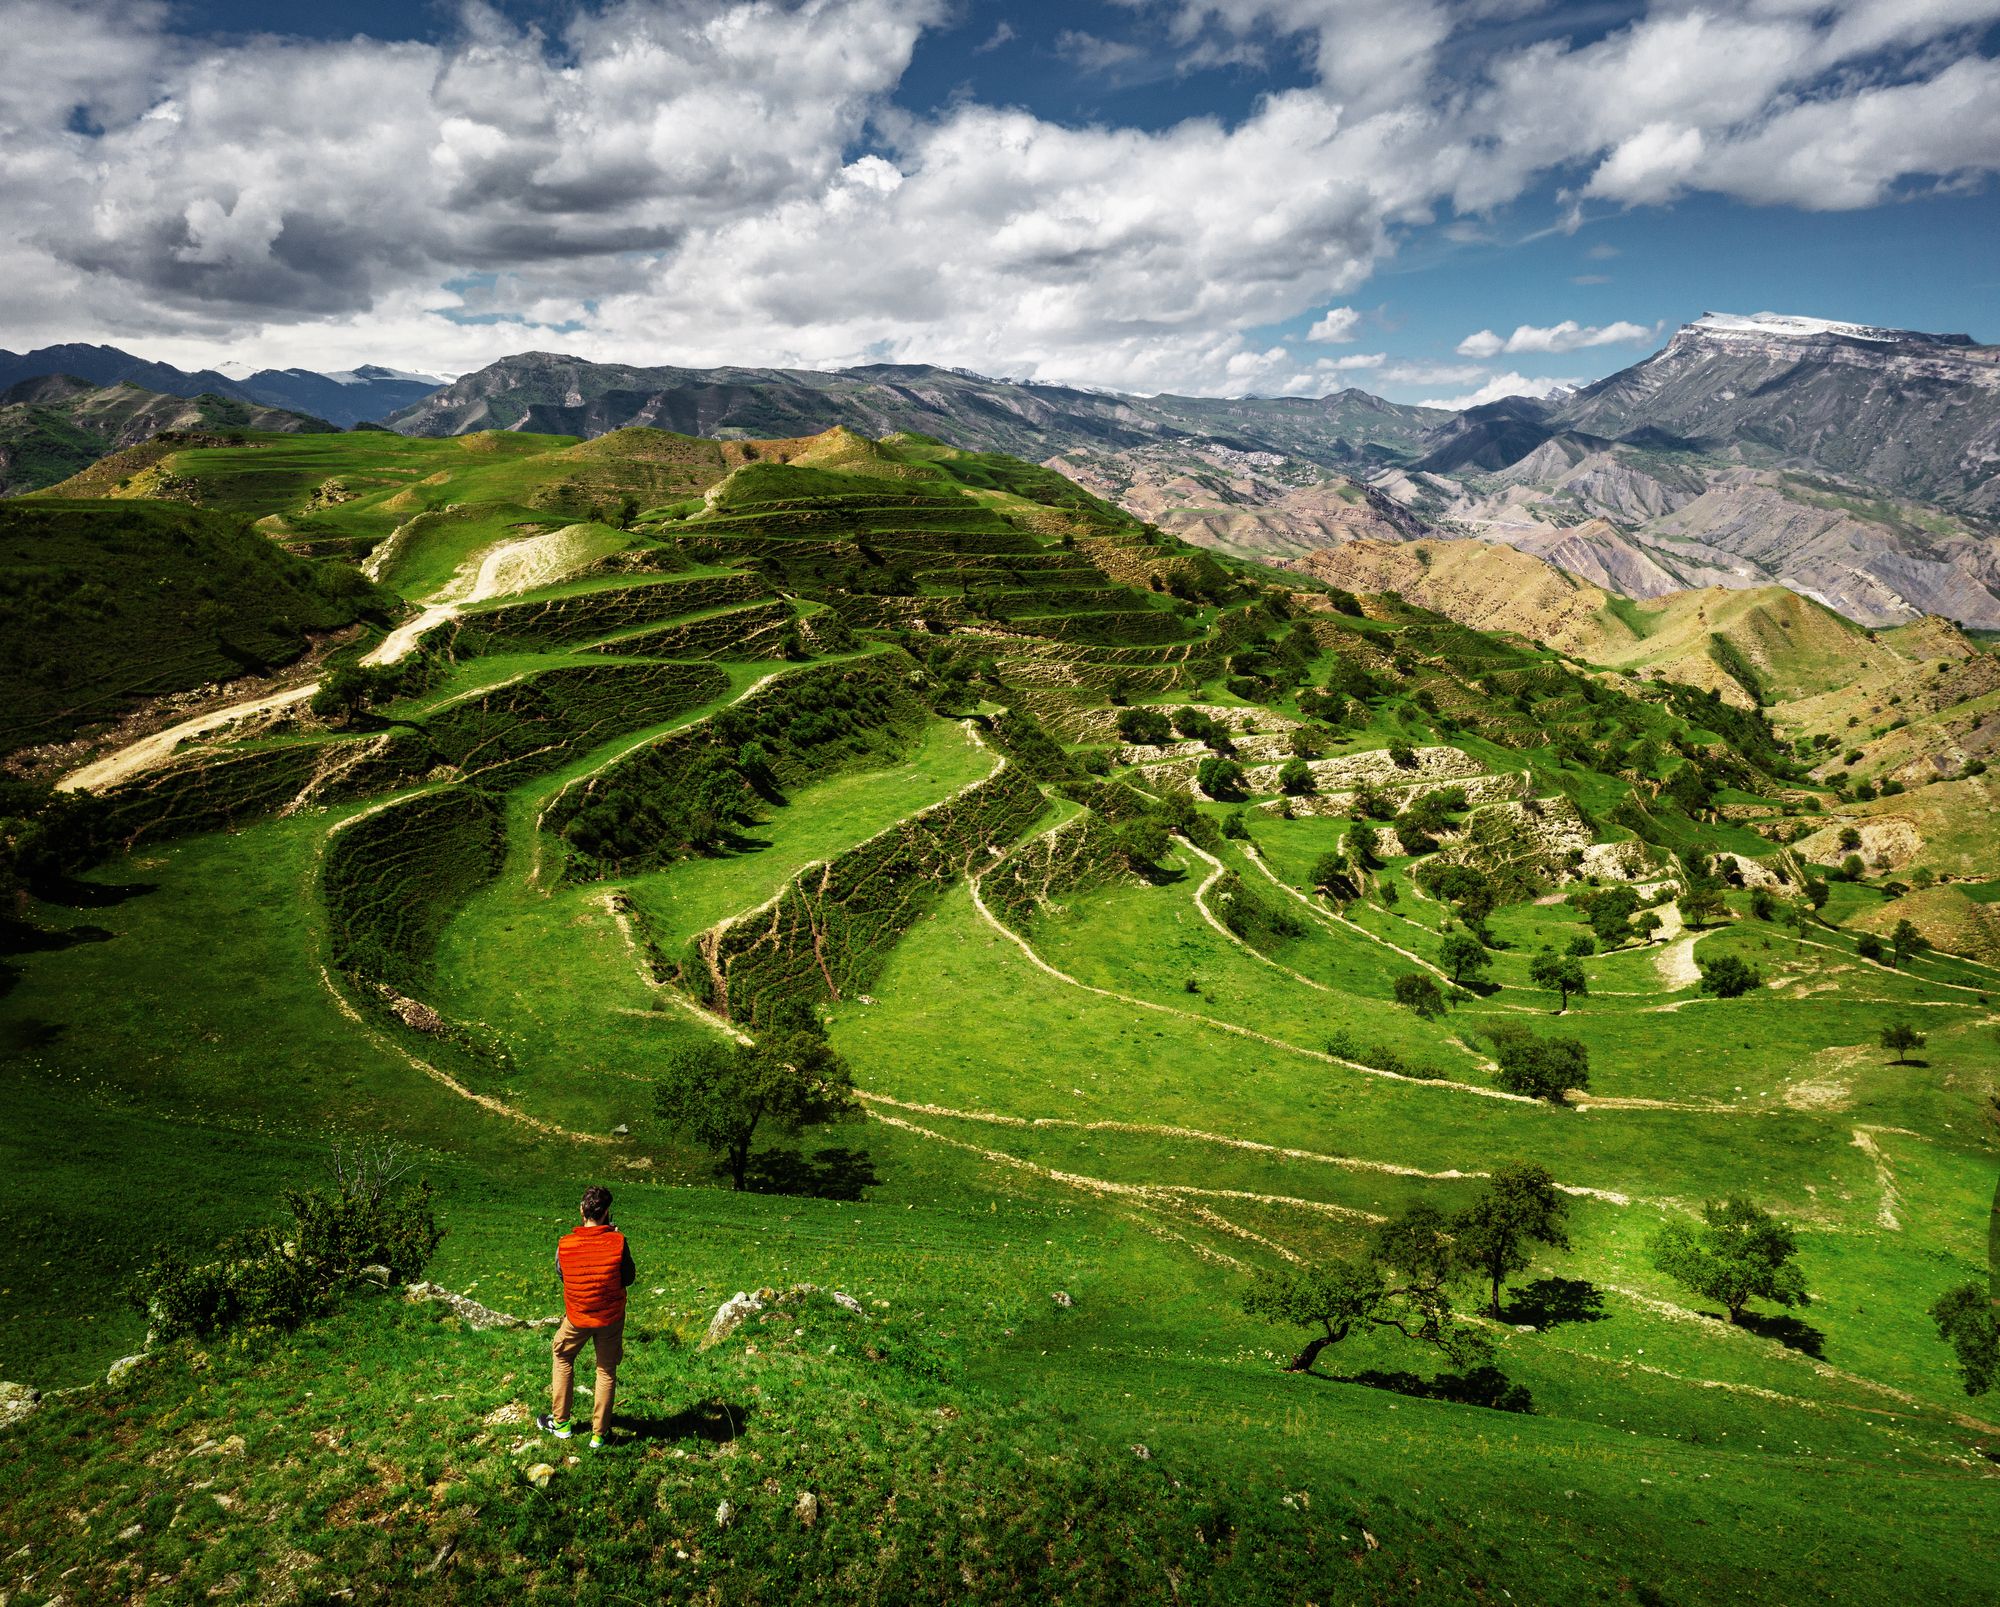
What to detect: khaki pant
<box><xmin>550</xmin><ymin>1317</ymin><xmax>623</xmax><ymax>1436</ymax></box>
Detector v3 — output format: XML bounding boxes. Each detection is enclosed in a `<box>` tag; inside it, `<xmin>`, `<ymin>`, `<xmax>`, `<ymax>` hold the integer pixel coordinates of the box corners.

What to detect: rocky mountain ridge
<box><xmin>0</xmin><ymin>344</ymin><xmax>444</xmax><ymax>429</ymax></box>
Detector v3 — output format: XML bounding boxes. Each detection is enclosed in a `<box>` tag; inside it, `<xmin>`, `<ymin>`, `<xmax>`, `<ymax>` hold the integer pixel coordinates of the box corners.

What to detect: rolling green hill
<box><xmin>0</xmin><ymin>375</ymin><xmax>337</xmax><ymax>496</ymax></box>
<box><xmin>0</xmin><ymin>498</ymin><xmax>389</xmax><ymax>753</ymax></box>
<box><xmin>1</xmin><ymin>429</ymin><xmax>1995</xmax><ymax>1605</ymax></box>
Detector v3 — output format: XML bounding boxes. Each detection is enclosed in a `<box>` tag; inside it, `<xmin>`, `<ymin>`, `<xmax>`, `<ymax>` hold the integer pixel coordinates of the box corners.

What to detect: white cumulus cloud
<box><xmin>1306</xmin><ymin>306</ymin><xmax>1363</xmax><ymax>342</ymax></box>
<box><xmin>1456</xmin><ymin>319</ymin><xmax>1657</xmax><ymax>357</ymax></box>
<box><xmin>1418</xmin><ymin>372</ymin><xmax>1580</xmax><ymax>410</ymax></box>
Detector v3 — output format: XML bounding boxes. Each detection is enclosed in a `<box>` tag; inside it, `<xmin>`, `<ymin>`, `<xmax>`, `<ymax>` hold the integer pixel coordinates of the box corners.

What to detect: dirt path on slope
<box><xmin>57</xmin><ymin>684</ymin><xmax>321</xmax><ymax>794</ymax></box>
<box><xmin>62</xmin><ymin>528</ymin><xmax>606</xmax><ymax>794</ymax></box>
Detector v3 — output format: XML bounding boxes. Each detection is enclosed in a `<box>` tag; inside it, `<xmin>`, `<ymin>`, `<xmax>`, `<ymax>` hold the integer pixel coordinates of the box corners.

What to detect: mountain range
<box><xmin>0</xmin><ymin>344</ymin><xmax>443</xmax><ymax>428</ymax></box>
<box><xmin>5</xmin><ymin>313</ymin><xmax>1996</xmax><ymax>624</ymax></box>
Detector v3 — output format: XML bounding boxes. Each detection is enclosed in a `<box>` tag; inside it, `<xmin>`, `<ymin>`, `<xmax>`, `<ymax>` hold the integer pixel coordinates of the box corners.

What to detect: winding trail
<box><xmin>967</xmin><ymin>830</ymin><xmax>1539</xmax><ymax>1105</ymax></box>
<box><xmin>60</xmin><ymin>525</ymin><xmax>608</xmax><ymax>796</ymax></box>
<box><xmin>853</xmin><ymin>1090</ymin><xmax>1638</xmax><ymax>1204</ymax></box>
<box><xmin>58</xmin><ymin>685</ymin><xmax>319</xmax><ymax>794</ymax></box>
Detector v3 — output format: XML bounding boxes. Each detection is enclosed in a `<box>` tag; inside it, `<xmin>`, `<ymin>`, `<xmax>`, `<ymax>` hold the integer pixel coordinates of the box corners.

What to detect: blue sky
<box><xmin>6</xmin><ymin>1</ymin><xmax>1998</xmax><ymax>403</ymax></box>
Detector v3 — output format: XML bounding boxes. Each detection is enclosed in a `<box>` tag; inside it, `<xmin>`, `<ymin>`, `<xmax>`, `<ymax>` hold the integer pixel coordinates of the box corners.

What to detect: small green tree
<box><xmin>1528</xmin><ymin>952</ymin><xmax>1587</xmax><ymax>1013</ymax></box>
<box><xmin>1890</xmin><ymin>918</ymin><xmax>1928</xmax><ymax>968</ymax></box>
<box><xmin>1841</xmin><ymin>853</ymin><xmax>1865</xmax><ymax>882</ymax></box>
<box><xmin>1647</xmin><ymin>1198</ymin><xmax>1809</xmax><ymax>1326</ymax></box>
<box><xmin>1117</xmin><ymin>817</ymin><xmax>1171</xmax><ymax>872</ymax></box>
<box><xmin>1928</xmin><ymin>1284</ymin><xmax>1998</xmax><ymax>1396</ymax></box>
<box><xmin>1565</xmin><ymin>932</ymin><xmax>1596</xmax><ymax>958</ymax></box>
<box><xmin>1440</xmin><ymin>930</ymin><xmax>1491</xmax><ymax>987</ymax></box>
<box><xmin>1116</xmin><ymin>707</ymin><xmax>1174</xmax><ymax>746</ymax></box>
<box><xmin>1277</xmin><ymin>757</ymin><xmax>1315</xmax><ymax>796</ymax></box>
<box><xmin>1195</xmin><ymin>757</ymin><xmax>1247</xmax><ymax>800</ymax></box>
<box><xmin>1680</xmin><ymin>886</ymin><xmax>1727</xmax><ymax>928</ymax></box>
<box><xmin>1697</xmin><ymin>954</ymin><xmax>1763</xmax><ymax>998</ymax></box>
<box><xmin>1393</xmin><ymin>972</ymin><xmax>1447</xmax><ymax>1019</ymax></box>
<box><xmin>1452</xmin><ymin>1161</ymin><xmax>1571</xmax><ymax>1317</ymax></box>
<box><xmin>1244</xmin><ymin>1204</ymin><xmax>1485</xmax><ymax>1374</ymax></box>
<box><xmin>1879</xmin><ymin>1021</ymin><xmax>1927</xmax><ymax>1064</ymax></box>
<box><xmin>1489</xmin><ymin>1028</ymin><xmax>1590</xmax><ymax>1103</ymax></box>
<box><xmin>1309</xmin><ymin>850</ymin><xmax>1348</xmax><ymax>895</ymax></box>
<box><xmin>1856</xmin><ymin>932</ymin><xmax>1885</xmax><ymax>962</ymax></box>
<box><xmin>1838</xmin><ymin>826</ymin><xmax>1862</xmax><ymax>851</ymax></box>
<box><xmin>654</xmin><ymin>1031</ymin><xmax>858</xmax><ymax>1190</ymax></box>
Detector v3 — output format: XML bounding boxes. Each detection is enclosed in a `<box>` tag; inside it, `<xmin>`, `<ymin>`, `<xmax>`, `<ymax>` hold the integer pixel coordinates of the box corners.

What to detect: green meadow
<box><xmin>1</xmin><ymin>425</ymin><xmax>1994</xmax><ymax>1603</ymax></box>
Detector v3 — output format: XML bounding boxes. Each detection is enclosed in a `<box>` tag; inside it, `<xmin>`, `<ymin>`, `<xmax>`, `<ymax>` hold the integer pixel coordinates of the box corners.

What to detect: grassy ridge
<box><xmin>0</xmin><ymin>499</ymin><xmax>387</xmax><ymax>749</ymax></box>
<box><xmin>2</xmin><ymin>423</ymin><xmax>1996</xmax><ymax>1605</ymax></box>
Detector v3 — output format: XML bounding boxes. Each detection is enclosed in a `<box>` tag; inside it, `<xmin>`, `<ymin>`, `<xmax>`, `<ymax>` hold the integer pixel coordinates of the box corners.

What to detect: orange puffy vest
<box><xmin>557</xmin><ymin>1224</ymin><xmax>628</xmax><ymax>1328</ymax></box>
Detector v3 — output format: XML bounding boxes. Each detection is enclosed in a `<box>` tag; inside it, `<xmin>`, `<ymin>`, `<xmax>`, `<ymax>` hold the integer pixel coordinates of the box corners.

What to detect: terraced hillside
<box><xmin>1</xmin><ymin>426</ymin><xmax>1996</xmax><ymax>1605</ymax></box>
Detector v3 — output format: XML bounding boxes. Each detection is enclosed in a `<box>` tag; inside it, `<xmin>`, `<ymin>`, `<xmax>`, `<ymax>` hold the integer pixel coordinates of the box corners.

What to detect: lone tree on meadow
<box><xmin>1680</xmin><ymin>885</ymin><xmax>1728</xmax><ymax>928</ymax></box>
<box><xmin>1489</xmin><ymin>1027</ymin><xmax>1590</xmax><ymax>1103</ymax></box>
<box><xmin>1697</xmin><ymin>953</ymin><xmax>1763</xmax><ymax>998</ymax></box>
<box><xmin>1440</xmin><ymin>930</ymin><xmax>1491</xmax><ymax>988</ymax></box>
<box><xmin>1453</xmin><ymin>1161</ymin><xmax>1572</xmax><ymax>1318</ymax></box>
<box><xmin>1647</xmin><ymin>1197</ymin><xmax>1809</xmax><ymax>1327</ymax></box>
<box><xmin>1890</xmin><ymin>918</ymin><xmax>1929</xmax><ymax>968</ymax></box>
<box><xmin>1879</xmin><ymin>1021</ymin><xmax>1927</xmax><ymax>1064</ymax></box>
<box><xmin>1393</xmin><ymin>972</ymin><xmax>1447</xmax><ymax>1019</ymax></box>
<box><xmin>1245</xmin><ymin>1204</ymin><xmax>1486</xmax><ymax>1374</ymax></box>
<box><xmin>1928</xmin><ymin>1283</ymin><xmax>1998</xmax><ymax>1397</ymax></box>
<box><xmin>654</xmin><ymin>1024</ymin><xmax>859</xmax><ymax>1190</ymax></box>
<box><xmin>1529</xmin><ymin>951</ymin><xmax>1588</xmax><ymax>1013</ymax></box>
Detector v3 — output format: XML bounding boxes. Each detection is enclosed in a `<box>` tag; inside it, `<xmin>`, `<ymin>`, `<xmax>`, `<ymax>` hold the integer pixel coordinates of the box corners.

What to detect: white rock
<box><xmin>0</xmin><ymin>1381</ymin><xmax>40</xmax><ymax>1428</ymax></box>
<box><xmin>1052</xmin><ymin>1290</ymin><xmax>1074</xmax><ymax>1309</ymax></box>
<box><xmin>831</xmin><ymin>1291</ymin><xmax>864</xmax><ymax>1315</ymax></box>
<box><xmin>526</xmin><ymin>1463</ymin><xmax>555</xmax><ymax>1488</ymax></box>
<box><xmin>704</xmin><ymin>1292</ymin><xmax>763</xmax><ymax>1346</ymax></box>
<box><xmin>105</xmin><ymin>1354</ymin><xmax>148</xmax><ymax>1385</ymax></box>
<box><xmin>795</xmin><ymin>1490</ymin><xmax>820</xmax><ymax>1527</ymax></box>
<box><xmin>715</xmin><ymin>1499</ymin><xmax>736</xmax><ymax>1529</ymax></box>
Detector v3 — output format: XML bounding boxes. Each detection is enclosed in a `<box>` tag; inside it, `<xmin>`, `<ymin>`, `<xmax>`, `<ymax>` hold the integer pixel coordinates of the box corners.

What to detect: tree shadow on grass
<box><xmin>617</xmin><ymin>1398</ymin><xmax>754</xmax><ymax>1446</ymax></box>
<box><xmin>35</xmin><ymin>876</ymin><xmax>158</xmax><ymax>910</ymax></box>
<box><xmin>1507</xmin><ymin>1277</ymin><xmax>1609</xmax><ymax>1329</ymax></box>
<box><xmin>0</xmin><ymin>919</ymin><xmax>113</xmax><ymax>956</ymax></box>
<box><xmin>742</xmin><ymin>1145</ymin><xmax>880</xmax><ymax>1202</ymax></box>
<box><xmin>1736</xmin><ymin>1311</ymin><xmax>1826</xmax><ymax>1358</ymax></box>
<box><xmin>1339</xmin><ymin>1364</ymin><xmax>1534</xmax><ymax>1414</ymax></box>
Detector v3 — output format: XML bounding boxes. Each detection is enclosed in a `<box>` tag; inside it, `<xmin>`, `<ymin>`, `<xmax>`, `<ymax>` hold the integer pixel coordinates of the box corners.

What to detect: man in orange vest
<box><xmin>537</xmin><ymin>1185</ymin><xmax>636</xmax><ymax>1450</ymax></box>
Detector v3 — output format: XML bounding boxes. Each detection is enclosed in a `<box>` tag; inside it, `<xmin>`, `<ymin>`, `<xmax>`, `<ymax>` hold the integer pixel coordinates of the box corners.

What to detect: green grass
<box><xmin>0</xmin><ymin>499</ymin><xmax>388</xmax><ymax>748</ymax></box>
<box><xmin>4</xmin><ymin>426</ymin><xmax>1998</xmax><ymax>1604</ymax></box>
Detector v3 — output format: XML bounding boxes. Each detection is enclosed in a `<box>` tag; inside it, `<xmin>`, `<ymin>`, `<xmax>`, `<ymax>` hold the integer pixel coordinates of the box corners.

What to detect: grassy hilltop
<box><xmin>0</xmin><ymin>423</ymin><xmax>1996</xmax><ymax>1603</ymax></box>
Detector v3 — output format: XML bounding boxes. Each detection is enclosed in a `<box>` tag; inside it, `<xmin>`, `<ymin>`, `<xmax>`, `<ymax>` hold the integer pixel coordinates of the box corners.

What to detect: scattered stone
<box><xmin>185</xmin><ymin>1439</ymin><xmax>220</xmax><ymax>1459</ymax></box>
<box><xmin>1362</xmin><ymin>1529</ymin><xmax>1378</xmax><ymax>1551</ymax></box>
<box><xmin>117</xmin><ymin>1524</ymin><xmax>143</xmax><ymax>1543</ymax></box>
<box><xmin>405</xmin><ymin>1282</ymin><xmax>523</xmax><ymax>1331</ymax></box>
<box><xmin>795</xmin><ymin>1491</ymin><xmax>820</xmax><ymax>1528</ymax></box>
<box><xmin>705</xmin><ymin>1292</ymin><xmax>764</xmax><ymax>1346</ymax></box>
<box><xmin>356</xmin><ymin>1265</ymin><xmax>393</xmax><ymax>1288</ymax></box>
<box><xmin>105</xmin><ymin>1354</ymin><xmax>148</xmax><ymax>1385</ymax></box>
<box><xmin>832</xmin><ymin>1291</ymin><xmax>865</xmax><ymax>1315</ymax></box>
<box><xmin>1052</xmin><ymin>1290</ymin><xmax>1074</xmax><ymax>1309</ymax></box>
<box><xmin>1131</xmin><ymin>1444</ymin><xmax>1151</xmax><ymax>1460</ymax></box>
<box><xmin>220</xmin><ymin>1435</ymin><xmax>247</xmax><ymax>1456</ymax></box>
<box><xmin>612</xmin><ymin>1124</ymin><xmax>629</xmax><ymax>1137</ymax></box>
<box><xmin>714</xmin><ymin>1499</ymin><xmax>736</xmax><ymax>1530</ymax></box>
<box><xmin>482</xmin><ymin>1402</ymin><xmax>531</xmax><ymax>1428</ymax></box>
<box><xmin>525</xmin><ymin>1463</ymin><xmax>555</xmax><ymax>1489</ymax></box>
<box><xmin>0</xmin><ymin>1381</ymin><xmax>41</xmax><ymax>1428</ymax></box>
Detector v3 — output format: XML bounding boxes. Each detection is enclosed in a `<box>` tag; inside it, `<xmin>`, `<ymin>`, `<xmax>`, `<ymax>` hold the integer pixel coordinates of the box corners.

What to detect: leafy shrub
<box><xmin>1697</xmin><ymin>954</ymin><xmax>1763</xmax><ymax>998</ymax></box>
<box><xmin>136</xmin><ymin>1150</ymin><xmax>443</xmax><ymax>1344</ymax></box>
<box><xmin>1488</xmin><ymin>1026</ymin><xmax>1590</xmax><ymax>1102</ymax></box>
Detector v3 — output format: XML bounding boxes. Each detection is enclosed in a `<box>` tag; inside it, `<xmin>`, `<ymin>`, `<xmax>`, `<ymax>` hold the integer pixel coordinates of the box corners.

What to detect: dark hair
<box><xmin>580</xmin><ymin>1185</ymin><xmax>612</xmax><ymax>1223</ymax></box>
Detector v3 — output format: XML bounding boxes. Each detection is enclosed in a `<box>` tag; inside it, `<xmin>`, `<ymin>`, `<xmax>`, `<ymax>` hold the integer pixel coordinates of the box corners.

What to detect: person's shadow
<box><xmin>617</xmin><ymin>1399</ymin><xmax>754</xmax><ymax>1445</ymax></box>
